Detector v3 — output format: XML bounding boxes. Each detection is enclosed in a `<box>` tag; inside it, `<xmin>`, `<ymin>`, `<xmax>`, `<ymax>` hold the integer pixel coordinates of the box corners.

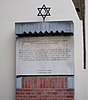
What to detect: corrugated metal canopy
<box><xmin>15</xmin><ymin>21</ymin><xmax>74</xmax><ymax>37</ymax></box>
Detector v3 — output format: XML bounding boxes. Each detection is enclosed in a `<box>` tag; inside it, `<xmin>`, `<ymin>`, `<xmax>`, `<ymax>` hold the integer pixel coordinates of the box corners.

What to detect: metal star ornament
<box><xmin>37</xmin><ymin>4</ymin><xmax>51</xmax><ymax>22</ymax></box>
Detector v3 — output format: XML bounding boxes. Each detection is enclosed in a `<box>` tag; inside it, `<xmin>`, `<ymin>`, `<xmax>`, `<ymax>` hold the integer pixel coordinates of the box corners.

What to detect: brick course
<box><xmin>16</xmin><ymin>77</ymin><xmax>74</xmax><ymax>100</ymax></box>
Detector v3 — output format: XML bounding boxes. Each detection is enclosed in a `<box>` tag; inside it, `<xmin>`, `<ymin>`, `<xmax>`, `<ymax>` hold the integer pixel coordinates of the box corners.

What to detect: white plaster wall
<box><xmin>85</xmin><ymin>0</ymin><xmax>88</xmax><ymax>69</ymax></box>
<box><xmin>85</xmin><ymin>0</ymin><xmax>88</xmax><ymax>99</ymax></box>
<box><xmin>0</xmin><ymin>0</ymin><xmax>88</xmax><ymax>100</ymax></box>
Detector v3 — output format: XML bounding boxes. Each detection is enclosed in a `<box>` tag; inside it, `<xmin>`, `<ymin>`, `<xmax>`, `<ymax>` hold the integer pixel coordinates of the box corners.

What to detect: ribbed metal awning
<box><xmin>15</xmin><ymin>21</ymin><xmax>74</xmax><ymax>36</ymax></box>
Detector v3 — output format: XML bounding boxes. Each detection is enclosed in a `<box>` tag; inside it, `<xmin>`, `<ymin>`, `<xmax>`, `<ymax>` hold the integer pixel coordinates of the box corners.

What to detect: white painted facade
<box><xmin>0</xmin><ymin>0</ymin><xmax>88</xmax><ymax>100</ymax></box>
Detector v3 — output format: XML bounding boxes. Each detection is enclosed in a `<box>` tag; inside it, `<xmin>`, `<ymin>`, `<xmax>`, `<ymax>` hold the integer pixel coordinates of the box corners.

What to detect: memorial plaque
<box><xmin>16</xmin><ymin>36</ymin><xmax>74</xmax><ymax>75</ymax></box>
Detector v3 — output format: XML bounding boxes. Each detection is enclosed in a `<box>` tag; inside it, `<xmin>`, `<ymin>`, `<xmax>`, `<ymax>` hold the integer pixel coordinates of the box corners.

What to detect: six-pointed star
<box><xmin>37</xmin><ymin>5</ymin><xmax>51</xmax><ymax>21</ymax></box>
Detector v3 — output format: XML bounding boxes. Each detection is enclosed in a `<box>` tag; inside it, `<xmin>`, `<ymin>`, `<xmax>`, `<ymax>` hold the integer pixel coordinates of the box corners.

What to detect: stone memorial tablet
<box><xmin>16</xmin><ymin>36</ymin><xmax>74</xmax><ymax>75</ymax></box>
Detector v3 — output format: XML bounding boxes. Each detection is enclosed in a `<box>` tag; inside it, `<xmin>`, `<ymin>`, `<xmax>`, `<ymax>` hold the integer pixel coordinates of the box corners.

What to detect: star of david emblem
<box><xmin>37</xmin><ymin>4</ymin><xmax>51</xmax><ymax>21</ymax></box>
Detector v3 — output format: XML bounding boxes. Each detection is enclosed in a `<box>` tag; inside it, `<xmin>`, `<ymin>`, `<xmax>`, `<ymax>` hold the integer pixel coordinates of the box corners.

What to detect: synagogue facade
<box><xmin>0</xmin><ymin>0</ymin><xmax>88</xmax><ymax>100</ymax></box>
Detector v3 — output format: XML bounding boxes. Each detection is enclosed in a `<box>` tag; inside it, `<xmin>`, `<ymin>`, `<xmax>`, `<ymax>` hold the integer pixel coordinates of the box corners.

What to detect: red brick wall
<box><xmin>16</xmin><ymin>77</ymin><xmax>74</xmax><ymax>100</ymax></box>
